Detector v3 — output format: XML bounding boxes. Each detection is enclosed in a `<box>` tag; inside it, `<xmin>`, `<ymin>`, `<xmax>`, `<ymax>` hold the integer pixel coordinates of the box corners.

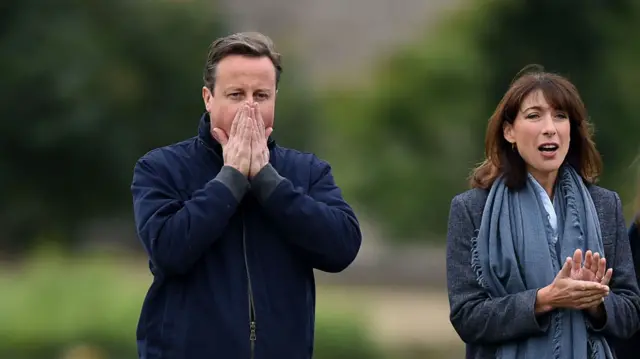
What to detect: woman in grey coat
<box><xmin>446</xmin><ymin>66</ymin><xmax>640</xmax><ymax>359</ymax></box>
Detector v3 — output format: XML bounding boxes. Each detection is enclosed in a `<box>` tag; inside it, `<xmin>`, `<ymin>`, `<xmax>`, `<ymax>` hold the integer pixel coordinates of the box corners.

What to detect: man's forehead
<box><xmin>216</xmin><ymin>70</ymin><xmax>275</xmax><ymax>89</ymax></box>
<box><xmin>217</xmin><ymin>56</ymin><xmax>275</xmax><ymax>74</ymax></box>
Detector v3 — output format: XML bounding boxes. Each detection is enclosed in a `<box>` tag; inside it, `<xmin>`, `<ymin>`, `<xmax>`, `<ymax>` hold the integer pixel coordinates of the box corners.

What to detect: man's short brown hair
<box><xmin>203</xmin><ymin>32</ymin><xmax>283</xmax><ymax>91</ymax></box>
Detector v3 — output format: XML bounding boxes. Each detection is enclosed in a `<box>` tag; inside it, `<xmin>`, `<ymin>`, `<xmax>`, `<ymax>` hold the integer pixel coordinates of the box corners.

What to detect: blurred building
<box><xmin>221</xmin><ymin>0</ymin><xmax>462</xmax><ymax>85</ymax></box>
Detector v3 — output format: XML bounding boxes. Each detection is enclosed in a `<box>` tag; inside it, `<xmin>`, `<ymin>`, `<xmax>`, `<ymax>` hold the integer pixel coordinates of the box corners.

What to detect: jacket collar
<box><xmin>197</xmin><ymin>112</ymin><xmax>276</xmax><ymax>157</ymax></box>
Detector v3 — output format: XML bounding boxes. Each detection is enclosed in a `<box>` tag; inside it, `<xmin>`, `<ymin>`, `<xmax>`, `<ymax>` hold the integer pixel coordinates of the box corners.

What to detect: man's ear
<box><xmin>202</xmin><ymin>86</ymin><xmax>213</xmax><ymax>112</ymax></box>
<box><xmin>503</xmin><ymin>122</ymin><xmax>515</xmax><ymax>144</ymax></box>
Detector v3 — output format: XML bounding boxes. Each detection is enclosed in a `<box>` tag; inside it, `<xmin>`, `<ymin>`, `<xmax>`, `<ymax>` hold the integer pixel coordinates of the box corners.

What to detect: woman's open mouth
<box><xmin>538</xmin><ymin>143</ymin><xmax>559</xmax><ymax>158</ymax></box>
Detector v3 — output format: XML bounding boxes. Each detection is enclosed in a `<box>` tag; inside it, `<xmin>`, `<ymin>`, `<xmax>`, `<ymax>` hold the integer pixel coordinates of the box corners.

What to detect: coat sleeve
<box><xmin>131</xmin><ymin>155</ymin><xmax>248</xmax><ymax>276</ymax></box>
<box><xmin>249</xmin><ymin>159</ymin><xmax>362</xmax><ymax>273</ymax></box>
<box><xmin>446</xmin><ymin>195</ymin><xmax>551</xmax><ymax>345</ymax></box>
<box><xmin>629</xmin><ymin>221</ymin><xmax>640</xmax><ymax>285</ymax></box>
<box><xmin>612</xmin><ymin>221</ymin><xmax>640</xmax><ymax>359</ymax></box>
<box><xmin>588</xmin><ymin>194</ymin><xmax>640</xmax><ymax>339</ymax></box>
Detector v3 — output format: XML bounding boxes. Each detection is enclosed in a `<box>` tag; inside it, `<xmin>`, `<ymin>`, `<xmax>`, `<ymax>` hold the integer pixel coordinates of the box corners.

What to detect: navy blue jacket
<box><xmin>131</xmin><ymin>113</ymin><xmax>362</xmax><ymax>359</ymax></box>
<box><xmin>614</xmin><ymin>219</ymin><xmax>640</xmax><ymax>359</ymax></box>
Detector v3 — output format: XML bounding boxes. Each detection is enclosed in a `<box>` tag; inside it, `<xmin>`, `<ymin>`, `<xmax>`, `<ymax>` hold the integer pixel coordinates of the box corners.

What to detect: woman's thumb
<box><xmin>558</xmin><ymin>257</ymin><xmax>572</xmax><ymax>278</ymax></box>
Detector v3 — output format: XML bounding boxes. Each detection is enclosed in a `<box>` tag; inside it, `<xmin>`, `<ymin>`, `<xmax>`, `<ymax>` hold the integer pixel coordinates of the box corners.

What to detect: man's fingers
<box><xmin>239</xmin><ymin>116</ymin><xmax>252</xmax><ymax>157</ymax></box>
<box><xmin>229</xmin><ymin>105</ymin><xmax>245</xmax><ymax>138</ymax></box>
<box><xmin>250</xmin><ymin>115</ymin><xmax>260</xmax><ymax>144</ymax></box>
<box><xmin>254</xmin><ymin>103</ymin><xmax>267</xmax><ymax>139</ymax></box>
<box><xmin>248</xmin><ymin>105</ymin><xmax>255</xmax><ymax>122</ymax></box>
<box><xmin>249</xmin><ymin>107</ymin><xmax>259</xmax><ymax>140</ymax></box>
<box><xmin>212</xmin><ymin>128</ymin><xmax>229</xmax><ymax>146</ymax></box>
<box><xmin>265</xmin><ymin>127</ymin><xmax>273</xmax><ymax>138</ymax></box>
<box><xmin>243</xmin><ymin>109</ymin><xmax>253</xmax><ymax>144</ymax></box>
<box><xmin>236</xmin><ymin>107</ymin><xmax>251</xmax><ymax>147</ymax></box>
<box><xmin>230</xmin><ymin>103</ymin><xmax>249</xmax><ymax>143</ymax></box>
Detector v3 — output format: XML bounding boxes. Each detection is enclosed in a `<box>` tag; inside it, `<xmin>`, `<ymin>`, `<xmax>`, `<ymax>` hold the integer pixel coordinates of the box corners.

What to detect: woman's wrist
<box><xmin>535</xmin><ymin>286</ymin><xmax>554</xmax><ymax>314</ymax></box>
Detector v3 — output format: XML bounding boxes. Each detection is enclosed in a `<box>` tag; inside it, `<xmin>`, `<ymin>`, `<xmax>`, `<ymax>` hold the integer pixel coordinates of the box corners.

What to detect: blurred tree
<box><xmin>0</xmin><ymin>0</ymin><xmax>319</xmax><ymax>253</ymax></box>
<box><xmin>478</xmin><ymin>0</ymin><xmax>640</xmax><ymax>203</ymax></box>
<box><xmin>322</xmin><ymin>0</ymin><xmax>640</xmax><ymax>243</ymax></box>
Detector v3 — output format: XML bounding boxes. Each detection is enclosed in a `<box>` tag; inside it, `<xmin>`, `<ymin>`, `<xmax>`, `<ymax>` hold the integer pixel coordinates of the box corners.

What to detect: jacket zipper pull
<box><xmin>250</xmin><ymin>321</ymin><xmax>256</xmax><ymax>359</ymax></box>
<box><xmin>250</xmin><ymin>321</ymin><xmax>257</xmax><ymax>341</ymax></box>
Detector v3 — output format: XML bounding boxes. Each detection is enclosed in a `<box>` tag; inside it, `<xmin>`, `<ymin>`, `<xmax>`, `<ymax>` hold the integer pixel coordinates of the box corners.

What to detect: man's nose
<box><xmin>246</xmin><ymin>93</ymin><xmax>259</xmax><ymax>105</ymax></box>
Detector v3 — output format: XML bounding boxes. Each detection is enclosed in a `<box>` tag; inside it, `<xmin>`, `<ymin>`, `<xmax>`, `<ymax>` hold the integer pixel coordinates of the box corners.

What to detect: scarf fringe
<box><xmin>559</xmin><ymin>168</ymin><xmax>585</xmax><ymax>246</ymax></box>
<box><xmin>470</xmin><ymin>228</ymin><xmax>491</xmax><ymax>293</ymax></box>
<box><xmin>552</xmin><ymin>311</ymin><xmax>563</xmax><ymax>359</ymax></box>
<box><xmin>588</xmin><ymin>338</ymin><xmax>599</xmax><ymax>359</ymax></box>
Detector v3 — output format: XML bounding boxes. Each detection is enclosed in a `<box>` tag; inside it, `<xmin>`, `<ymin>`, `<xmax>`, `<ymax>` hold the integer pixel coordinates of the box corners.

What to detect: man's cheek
<box><xmin>224</xmin><ymin>110</ymin><xmax>238</xmax><ymax>132</ymax></box>
<box><xmin>262</xmin><ymin>111</ymin><xmax>275</xmax><ymax>127</ymax></box>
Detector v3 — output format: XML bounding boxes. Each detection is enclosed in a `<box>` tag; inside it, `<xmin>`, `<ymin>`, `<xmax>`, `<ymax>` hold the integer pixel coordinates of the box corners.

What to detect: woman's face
<box><xmin>503</xmin><ymin>90</ymin><xmax>571</xmax><ymax>181</ymax></box>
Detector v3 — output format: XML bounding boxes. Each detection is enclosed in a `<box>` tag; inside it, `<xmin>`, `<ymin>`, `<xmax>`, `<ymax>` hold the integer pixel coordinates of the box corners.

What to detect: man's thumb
<box><xmin>212</xmin><ymin>128</ymin><xmax>229</xmax><ymax>146</ymax></box>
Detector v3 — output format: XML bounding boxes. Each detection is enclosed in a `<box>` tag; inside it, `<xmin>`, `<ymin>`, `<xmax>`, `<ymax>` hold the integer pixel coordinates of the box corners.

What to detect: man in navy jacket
<box><xmin>131</xmin><ymin>32</ymin><xmax>362</xmax><ymax>359</ymax></box>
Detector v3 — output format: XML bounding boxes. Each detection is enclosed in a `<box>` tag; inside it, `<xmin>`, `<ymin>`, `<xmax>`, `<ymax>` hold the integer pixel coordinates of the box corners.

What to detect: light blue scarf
<box><xmin>471</xmin><ymin>165</ymin><xmax>613</xmax><ymax>359</ymax></box>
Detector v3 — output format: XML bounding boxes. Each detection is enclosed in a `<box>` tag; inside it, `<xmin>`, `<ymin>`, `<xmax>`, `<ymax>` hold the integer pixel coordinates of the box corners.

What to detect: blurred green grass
<box><xmin>0</xmin><ymin>246</ymin><xmax>385</xmax><ymax>359</ymax></box>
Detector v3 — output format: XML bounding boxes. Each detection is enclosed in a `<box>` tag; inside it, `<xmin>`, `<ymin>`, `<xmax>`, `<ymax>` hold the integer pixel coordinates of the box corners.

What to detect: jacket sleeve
<box><xmin>588</xmin><ymin>194</ymin><xmax>640</xmax><ymax>338</ymax></box>
<box><xmin>249</xmin><ymin>159</ymin><xmax>362</xmax><ymax>273</ymax></box>
<box><xmin>613</xmin><ymin>221</ymin><xmax>640</xmax><ymax>359</ymax></box>
<box><xmin>629</xmin><ymin>221</ymin><xmax>640</xmax><ymax>284</ymax></box>
<box><xmin>131</xmin><ymin>155</ymin><xmax>248</xmax><ymax>276</ymax></box>
<box><xmin>446</xmin><ymin>195</ymin><xmax>550</xmax><ymax>345</ymax></box>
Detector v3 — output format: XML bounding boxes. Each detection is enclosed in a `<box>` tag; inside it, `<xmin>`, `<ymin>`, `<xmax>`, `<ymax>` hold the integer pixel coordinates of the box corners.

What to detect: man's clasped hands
<box><xmin>538</xmin><ymin>248</ymin><xmax>614</xmax><ymax>317</ymax></box>
<box><xmin>211</xmin><ymin>103</ymin><xmax>274</xmax><ymax>178</ymax></box>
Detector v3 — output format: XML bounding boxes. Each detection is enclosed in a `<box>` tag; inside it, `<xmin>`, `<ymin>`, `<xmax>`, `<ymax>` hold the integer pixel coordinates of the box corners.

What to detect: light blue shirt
<box><xmin>529</xmin><ymin>173</ymin><xmax>558</xmax><ymax>245</ymax></box>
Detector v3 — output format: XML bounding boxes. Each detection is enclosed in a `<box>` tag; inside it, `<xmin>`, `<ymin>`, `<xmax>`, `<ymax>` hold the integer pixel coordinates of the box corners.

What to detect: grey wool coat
<box><xmin>446</xmin><ymin>185</ymin><xmax>640</xmax><ymax>359</ymax></box>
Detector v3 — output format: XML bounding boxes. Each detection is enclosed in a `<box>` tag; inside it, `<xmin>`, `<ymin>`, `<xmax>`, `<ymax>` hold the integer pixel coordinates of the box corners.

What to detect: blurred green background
<box><xmin>1</xmin><ymin>0</ymin><xmax>639</xmax><ymax>358</ymax></box>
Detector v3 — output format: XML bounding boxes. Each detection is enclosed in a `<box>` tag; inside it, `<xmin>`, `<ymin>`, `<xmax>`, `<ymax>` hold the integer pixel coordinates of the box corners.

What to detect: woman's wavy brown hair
<box><xmin>469</xmin><ymin>65</ymin><xmax>603</xmax><ymax>190</ymax></box>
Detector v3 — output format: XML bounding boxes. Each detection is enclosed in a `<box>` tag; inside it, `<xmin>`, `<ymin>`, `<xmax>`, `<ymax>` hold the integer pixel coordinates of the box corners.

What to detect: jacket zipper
<box><xmin>242</xmin><ymin>213</ymin><xmax>257</xmax><ymax>359</ymax></box>
<box><xmin>199</xmin><ymin>139</ymin><xmax>258</xmax><ymax>358</ymax></box>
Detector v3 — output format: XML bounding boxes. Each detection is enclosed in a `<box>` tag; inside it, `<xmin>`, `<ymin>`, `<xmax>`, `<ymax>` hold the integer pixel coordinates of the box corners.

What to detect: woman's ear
<box><xmin>503</xmin><ymin>122</ymin><xmax>515</xmax><ymax>144</ymax></box>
